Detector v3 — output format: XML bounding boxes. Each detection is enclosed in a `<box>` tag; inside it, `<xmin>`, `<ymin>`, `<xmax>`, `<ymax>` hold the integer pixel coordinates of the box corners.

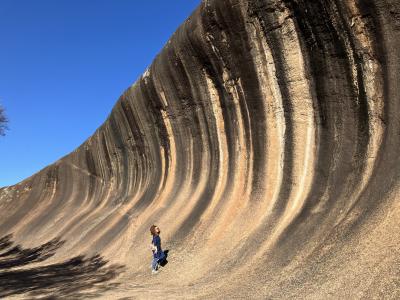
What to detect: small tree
<box><xmin>0</xmin><ymin>105</ymin><xmax>8</xmax><ymax>136</ymax></box>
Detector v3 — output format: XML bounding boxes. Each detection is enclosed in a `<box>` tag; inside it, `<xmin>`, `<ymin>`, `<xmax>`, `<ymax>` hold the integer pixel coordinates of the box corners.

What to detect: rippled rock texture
<box><xmin>1</xmin><ymin>0</ymin><xmax>400</xmax><ymax>298</ymax></box>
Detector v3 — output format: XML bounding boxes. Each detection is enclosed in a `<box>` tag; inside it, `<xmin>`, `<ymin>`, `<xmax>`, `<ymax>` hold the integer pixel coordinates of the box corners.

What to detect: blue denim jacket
<box><xmin>152</xmin><ymin>235</ymin><xmax>165</xmax><ymax>260</ymax></box>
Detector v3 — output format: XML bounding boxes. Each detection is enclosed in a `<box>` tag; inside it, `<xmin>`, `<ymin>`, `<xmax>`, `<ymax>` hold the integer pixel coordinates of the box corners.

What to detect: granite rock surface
<box><xmin>1</xmin><ymin>0</ymin><xmax>400</xmax><ymax>298</ymax></box>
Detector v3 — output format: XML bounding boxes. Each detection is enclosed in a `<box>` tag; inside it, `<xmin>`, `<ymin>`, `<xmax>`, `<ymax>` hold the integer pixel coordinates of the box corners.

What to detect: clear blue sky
<box><xmin>0</xmin><ymin>0</ymin><xmax>201</xmax><ymax>187</ymax></box>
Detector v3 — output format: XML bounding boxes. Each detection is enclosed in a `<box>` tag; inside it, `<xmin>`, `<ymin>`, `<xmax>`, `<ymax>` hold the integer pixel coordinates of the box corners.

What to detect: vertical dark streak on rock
<box><xmin>119</xmin><ymin>95</ymin><xmax>145</xmax><ymax>155</ymax></box>
<box><xmin>85</xmin><ymin>148</ymin><xmax>98</xmax><ymax>200</ymax></box>
<box><xmin>272</xmin><ymin>0</ymin><xmax>351</xmax><ymax>240</ymax></box>
<box><xmin>125</xmin><ymin>82</ymin><xmax>161</xmax><ymax>211</ymax></box>
<box><xmin>217</xmin><ymin>0</ymin><xmax>269</xmax><ymax>195</ymax></box>
<box><xmin>107</xmin><ymin>111</ymin><xmax>130</xmax><ymax>204</ymax></box>
<box><xmin>249</xmin><ymin>0</ymin><xmax>295</xmax><ymax>214</ymax></box>
<box><xmin>101</xmin><ymin>131</ymin><xmax>113</xmax><ymax>179</ymax></box>
<box><xmin>153</xmin><ymin>39</ymin><xmax>193</xmax><ymax>197</ymax></box>
<box><xmin>333</xmin><ymin>0</ymin><xmax>391</xmax><ymax>233</ymax></box>
<box><xmin>329</xmin><ymin>0</ymin><xmax>370</xmax><ymax>173</ymax></box>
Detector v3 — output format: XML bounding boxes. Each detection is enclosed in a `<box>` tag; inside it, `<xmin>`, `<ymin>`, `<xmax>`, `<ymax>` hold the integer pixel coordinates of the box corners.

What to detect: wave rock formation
<box><xmin>1</xmin><ymin>0</ymin><xmax>400</xmax><ymax>298</ymax></box>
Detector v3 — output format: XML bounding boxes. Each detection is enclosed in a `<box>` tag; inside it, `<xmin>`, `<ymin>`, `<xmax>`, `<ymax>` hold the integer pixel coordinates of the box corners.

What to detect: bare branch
<box><xmin>0</xmin><ymin>105</ymin><xmax>9</xmax><ymax>136</ymax></box>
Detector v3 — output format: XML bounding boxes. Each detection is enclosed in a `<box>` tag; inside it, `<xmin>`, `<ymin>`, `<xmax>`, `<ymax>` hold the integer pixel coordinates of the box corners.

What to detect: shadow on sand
<box><xmin>0</xmin><ymin>234</ymin><xmax>124</xmax><ymax>299</ymax></box>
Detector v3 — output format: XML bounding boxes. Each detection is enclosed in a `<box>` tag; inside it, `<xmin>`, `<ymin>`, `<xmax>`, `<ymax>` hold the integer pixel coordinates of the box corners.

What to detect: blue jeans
<box><xmin>151</xmin><ymin>251</ymin><xmax>165</xmax><ymax>270</ymax></box>
<box><xmin>152</xmin><ymin>257</ymin><xmax>159</xmax><ymax>271</ymax></box>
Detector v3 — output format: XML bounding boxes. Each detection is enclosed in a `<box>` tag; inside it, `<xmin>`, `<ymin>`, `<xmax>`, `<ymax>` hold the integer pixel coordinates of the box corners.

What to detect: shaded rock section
<box><xmin>0</xmin><ymin>235</ymin><xmax>123</xmax><ymax>299</ymax></box>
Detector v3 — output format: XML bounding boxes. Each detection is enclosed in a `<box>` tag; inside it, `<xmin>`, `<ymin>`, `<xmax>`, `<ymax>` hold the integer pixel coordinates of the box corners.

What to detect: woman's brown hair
<box><xmin>150</xmin><ymin>225</ymin><xmax>158</xmax><ymax>236</ymax></box>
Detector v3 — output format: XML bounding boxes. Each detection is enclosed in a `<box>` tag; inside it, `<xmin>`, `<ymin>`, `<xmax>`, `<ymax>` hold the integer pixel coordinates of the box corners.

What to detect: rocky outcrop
<box><xmin>1</xmin><ymin>0</ymin><xmax>400</xmax><ymax>298</ymax></box>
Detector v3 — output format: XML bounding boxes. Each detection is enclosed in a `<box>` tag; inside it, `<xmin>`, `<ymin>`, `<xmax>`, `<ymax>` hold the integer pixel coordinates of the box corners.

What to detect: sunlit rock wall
<box><xmin>1</xmin><ymin>0</ymin><xmax>400</xmax><ymax>298</ymax></box>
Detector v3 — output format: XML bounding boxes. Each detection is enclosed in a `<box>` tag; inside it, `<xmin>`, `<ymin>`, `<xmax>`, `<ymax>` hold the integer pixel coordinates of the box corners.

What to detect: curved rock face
<box><xmin>1</xmin><ymin>0</ymin><xmax>400</xmax><ymax>298</ymax></box>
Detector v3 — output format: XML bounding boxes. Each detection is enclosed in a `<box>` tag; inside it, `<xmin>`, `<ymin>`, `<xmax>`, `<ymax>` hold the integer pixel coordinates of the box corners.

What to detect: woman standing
<box><xmin>150</xmin><ymin>225</ymin><xmax>165</xmax><ymax>274</ymax></box>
